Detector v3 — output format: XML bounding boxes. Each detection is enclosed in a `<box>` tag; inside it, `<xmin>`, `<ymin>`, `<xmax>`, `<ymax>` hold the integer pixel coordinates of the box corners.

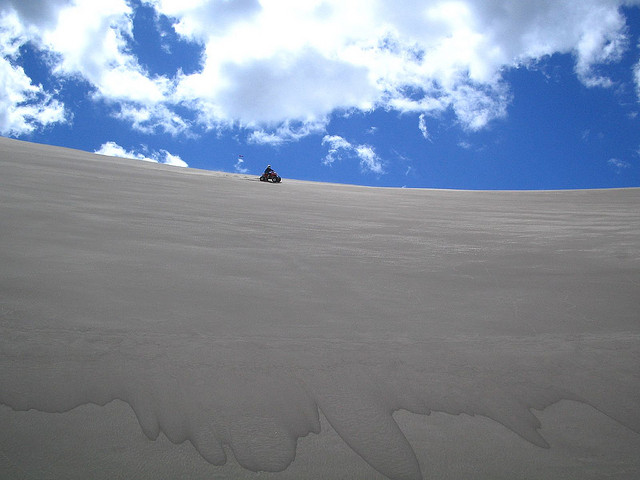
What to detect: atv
<box><xmin>259</xmin><ymin>171</ymin><xmax>281</xmax><ymax>183</ymax></box>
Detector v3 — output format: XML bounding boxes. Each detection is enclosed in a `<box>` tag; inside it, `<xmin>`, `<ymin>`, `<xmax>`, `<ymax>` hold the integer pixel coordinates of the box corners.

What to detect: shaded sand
<box><xmin>1</xmin><ymin>136</ymin><xmax>639</xmax><ymax>479</ymax></box>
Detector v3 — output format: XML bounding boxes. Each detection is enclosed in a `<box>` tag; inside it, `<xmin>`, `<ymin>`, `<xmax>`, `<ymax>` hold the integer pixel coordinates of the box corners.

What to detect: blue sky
<box><xmin>2</xmin><ymin>0</ymin><xmax>640</xmax><ymax>189</ymax></box>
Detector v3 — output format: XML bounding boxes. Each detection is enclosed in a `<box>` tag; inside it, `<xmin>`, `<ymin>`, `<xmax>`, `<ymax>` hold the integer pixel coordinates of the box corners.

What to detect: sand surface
<box><xmin>1</xmin><ymin>136</ymin><xmax>639</xmax><ymax>479</ymax></box>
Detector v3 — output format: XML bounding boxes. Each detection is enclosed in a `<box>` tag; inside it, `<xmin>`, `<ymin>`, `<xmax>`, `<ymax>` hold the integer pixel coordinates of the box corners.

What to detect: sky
<box><xmin>1</xmin><ymin>0</ymin><xmax>640</xmax><ymax>190</ymax></box>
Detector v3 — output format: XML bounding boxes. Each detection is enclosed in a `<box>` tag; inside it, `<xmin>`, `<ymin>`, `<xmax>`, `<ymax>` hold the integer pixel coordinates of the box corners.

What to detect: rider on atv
<box><xmin>260</xmin><ymin>164</ymin><xmax>281</xmax><ymax>183</ymax></box>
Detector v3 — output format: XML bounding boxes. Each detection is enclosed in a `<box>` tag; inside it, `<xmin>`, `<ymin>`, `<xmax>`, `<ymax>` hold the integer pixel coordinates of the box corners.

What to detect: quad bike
<box><xmin>260</xmin><ymin>171</ymin><xmax>281</xmax><ymax>183</ymax></box>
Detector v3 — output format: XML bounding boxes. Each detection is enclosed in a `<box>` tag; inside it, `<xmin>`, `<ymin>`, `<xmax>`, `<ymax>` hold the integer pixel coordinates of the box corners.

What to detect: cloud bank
<box><xmin>1</xmin><ymin>0</ymin><xmax>639</xmax><ymax>140</ymax></box>
<box><xmin>95</xmin><ymin>141</ymin><xmax>188</xmax><ymax>167</ymax></box>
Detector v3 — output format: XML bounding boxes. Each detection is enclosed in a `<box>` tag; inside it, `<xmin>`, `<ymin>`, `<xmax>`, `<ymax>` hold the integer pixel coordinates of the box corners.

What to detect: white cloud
<box><xmin>147</xmin><ymin>0</ymin><xmax>262</xmax><ymax>40</ymax></box>
<box><xmin>248</xmin><ymin>119</ymin><xmax>327</xmax><ymax>145</ymax></box>
<box><xmin>0</xmin><ymin>56</ymin><xmax>67</xmax><ymax>135</ymax></box>
<box><xmin>0</xmin><ymin>0</ymin><xmax>72</xmax><ymax>29</ymax></box>
<box><xmin>322</xmin><ymin>135</ymin><xmax>384</xmax><ymax>174</ymax></box>
<box><xmin>1</xmin><ymin>0</ymin><xmax>172</xmax><ymax>118</ymax></box>
<box><xmin>162</xmin><ymin>150</ymin><xmax>188</xmax><ymax>167</ymax></box>
<box><xmin>41</xmin><ymin>0</ymin><xmax>171</xmax><ymax>104</ymax></box>
<box><xmin>572</xmin><ymin>3</ymin><xmax>629</xmax><ymax>87</ymax></box>
<box><xmin>234</xmin><ymin>155</ymin><xmax>248</xmax><ymax>173</ymax></box>
<box><xmin>449</xmin><ymin>81</ymin><xmax>511</xmax><ymax>131</ymax></box>
<box><xmin>3</xmin><ymin>0</ymin><xmax>640</xmax><ymax>139</ymax></box>
<box><xmin>0</xmin><ymin>16</ymin><xmax>67</xmax><ymax>135</ymax></box>
<box><xmin>322</xmin><ymin>134</ymin><xmax>353</xmax><ymax>166</ymax></box>
<box><xmin>95</xmin><ymin>141</ymin><xmax>146</xmax><ymax>160</ymax></box>
<box><xmin>418</xmin><ymin>113</ymin><xmax>429</xmax><ymax>140</ymax></box>
<box><xmin>608</xmin><ymin>157</ymin><xmax>631</xmax><ymax>172</ymax></box>
<box><xmin>355</xmin><ymin>144</ymin><xmax>384</xmax><ymax>174</ymax></box>
<box><xmin>634</xmin><ymin>57</ymin><xmax>640</xmax><ymax>101</ymax></box>
<box><xmin>114</xmin><ymin>103</ymin><xmax>191</xmax><ymax>136</ymax></box>
<box><xmin>158</xmin><ymin>0</ymin><xmax>640</xmax><ymax>132</ymax></box>
<box><xmin>95</xmin><ymin>141</ymin><xmax>188</xmax><ymax>167</ymax></box>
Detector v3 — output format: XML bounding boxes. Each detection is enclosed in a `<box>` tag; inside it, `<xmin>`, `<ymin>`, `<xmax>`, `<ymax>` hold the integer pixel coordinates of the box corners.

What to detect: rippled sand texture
<box><xmin>1</xmin><ymin>136</ymin><xmax>639</xmax><ymax>480</ymax></box>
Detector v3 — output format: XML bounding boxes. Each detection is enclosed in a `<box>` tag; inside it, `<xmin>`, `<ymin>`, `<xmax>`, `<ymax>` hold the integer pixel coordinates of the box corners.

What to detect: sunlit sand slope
<box><xmin>1</xmin><ymin>136</ymin><xmax>639</xmax><ymax>480</ymax></box>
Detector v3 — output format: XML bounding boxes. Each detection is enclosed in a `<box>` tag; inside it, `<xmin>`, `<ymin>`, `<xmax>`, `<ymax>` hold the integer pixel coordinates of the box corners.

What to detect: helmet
<box><xmin>267</xmin><ymin>165</ymin><xmax>271</xmax><ymax>167</ymax></box>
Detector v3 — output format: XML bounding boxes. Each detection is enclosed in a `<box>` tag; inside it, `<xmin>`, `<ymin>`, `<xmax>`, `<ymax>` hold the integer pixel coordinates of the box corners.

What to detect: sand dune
<box><xmin>1</xmin><ymin>136</ymin><xmax>639</xmax><ymax>479</ymax></box>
